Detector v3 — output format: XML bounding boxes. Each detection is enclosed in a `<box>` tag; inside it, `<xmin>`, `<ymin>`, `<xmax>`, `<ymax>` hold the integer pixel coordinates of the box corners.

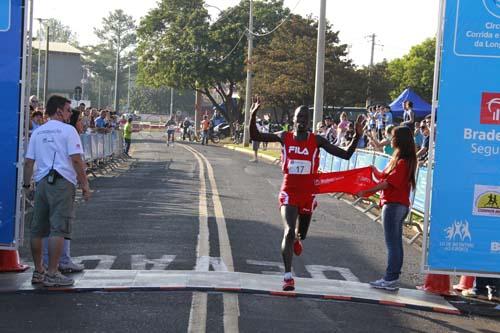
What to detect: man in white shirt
<box><xmin>23</xmin><ymin>95</ymin><xmax>91</xmax><ymax>287</ymax></box>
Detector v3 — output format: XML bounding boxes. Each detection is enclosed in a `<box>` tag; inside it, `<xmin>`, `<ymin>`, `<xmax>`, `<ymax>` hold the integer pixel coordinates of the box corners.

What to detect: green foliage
<box><xmin>130</xmin><ymin>87</ymin><xmax>195</xmax><ymax>114</ymax></box>
<box><xmin>136</xmin><ymin>0</ymin><xmax>289</xmax><ymax>122</ymax></box>
<box><xmin>253</xmin><ymin>14</ymin><xmax>357</xmax><ymax>115</ymax></box>
<box><xmin>36</xmin><ymin>18</ymin><xmax>78</xmax><ymax>45</ymax></box>
<box><xmin>357</xmin><ymin>60</ymin><xmax>394</xmax><ymax>105</ymax></box>
<box><xmin>387</xmin><ymin>38</ymin><xmax>435</xmax><ymax>101</ymax></box>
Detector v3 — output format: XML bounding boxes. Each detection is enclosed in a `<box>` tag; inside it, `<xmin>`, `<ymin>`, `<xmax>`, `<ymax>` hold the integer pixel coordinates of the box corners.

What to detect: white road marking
<box><xmin>184</xmin><ymin>145</ymin><xmax>239</xmax><ymax>333</ymax></box>
<box><xmin>195</xmin><ymin>256</ymin><xmax>229</xmax><ymax>272</ymax></box>
<box><xmin>305</xmin><ymin>265</ymin><xmax>360</xmax><ymax>282</ymax></box>
<box><xmin>131</xmin><ymin>255</ymin><xmax>176</xmax><ymax>270</ymax></box>
<box><xmin>71</xmin><ymin>255</ymin><xmax>117</xmax><ymax>270</ymax></box>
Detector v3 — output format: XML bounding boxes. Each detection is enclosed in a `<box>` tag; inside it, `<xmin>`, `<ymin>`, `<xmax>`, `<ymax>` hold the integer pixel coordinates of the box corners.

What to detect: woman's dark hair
<box><xmin>69</xmin><ymin>109</ymin><xmax>80</xmax><ymax>128</ymax></box>
<box><xmin>46</xmin><ymin>95</ymin><xmax>70</xmax><ymax>116</ymax></box>
<box><xmin>387</xmin><ymin>126</ymin><xmax>417</xmax><ymax>188</ymax></box>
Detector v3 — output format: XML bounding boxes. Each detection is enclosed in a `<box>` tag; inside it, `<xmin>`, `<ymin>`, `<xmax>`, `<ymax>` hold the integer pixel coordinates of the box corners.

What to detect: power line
<box><xmin>216</xmin><ymin>30</ymin><xmax>247</xmax><ymax>64</ymax></box>
<box><xmin>247</xmin><ymin>0</ymin><xmax>303</xmax><ymax>37</ymax></box>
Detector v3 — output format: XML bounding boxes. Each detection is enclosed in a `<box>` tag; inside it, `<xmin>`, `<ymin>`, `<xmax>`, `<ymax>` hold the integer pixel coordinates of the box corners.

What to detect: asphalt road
<box><xmin>6</xmin><ymin>132</ymin><xmax>498</xmax><ymax>332</ymax></box>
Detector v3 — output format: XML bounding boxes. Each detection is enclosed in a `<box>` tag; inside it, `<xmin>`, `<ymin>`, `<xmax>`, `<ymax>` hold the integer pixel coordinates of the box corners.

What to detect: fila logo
<box><xmin>288</xmin><ymin>146</ymin><xmax>309</xmax><ymax>155</ymax></box>
<box><xmin>480</xmin><ymin>93</ymin><xmax>500</xmax><ymax>124</ymax></box>
<box><xmin>491</xmin><ymin>242</ymin><xmax>500</xmax><ymax>252</ymax></box>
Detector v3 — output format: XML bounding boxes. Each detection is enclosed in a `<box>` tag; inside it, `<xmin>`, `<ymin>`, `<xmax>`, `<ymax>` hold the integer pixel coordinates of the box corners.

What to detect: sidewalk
<box><xmin>0</xmin><ymin>270</ymin><xmax>460</xmax><ymax>315</ymax></box>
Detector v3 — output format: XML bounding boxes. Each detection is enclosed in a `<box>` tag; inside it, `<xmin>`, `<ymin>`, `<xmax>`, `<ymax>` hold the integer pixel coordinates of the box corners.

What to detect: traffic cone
<box><xmin>416</xmin><ymin>274</ymin><xmax>451</xmax><ymax>295</ymax></box>
<box><xmin>0</xmin><ymin>249</ymin><xmax>29</xmax><ymax>272</ymax></box>
<box><xmin>453</xmin><ymin>275</ymin><xmax>475</xmax><ymax>291</ymax></box>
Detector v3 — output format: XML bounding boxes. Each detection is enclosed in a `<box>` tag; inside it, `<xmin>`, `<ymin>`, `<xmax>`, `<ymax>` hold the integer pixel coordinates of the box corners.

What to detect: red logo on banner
<box><xmin>481</xmin><ymin>93</ymin><xmax>500</xmax><ymax>125</ymax></box>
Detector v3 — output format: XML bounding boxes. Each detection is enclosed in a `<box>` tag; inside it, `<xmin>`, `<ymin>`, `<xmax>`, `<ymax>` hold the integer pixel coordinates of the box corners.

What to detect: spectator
<box><xmin>316</xmin><ymin>121</ymin><xmax>326</xmax><ymax>137</ymax></box>
<box><xmin>413</xmin><ymin>121</ymin><xmax>423</xmax><ymax>150</ymax></box>
<box><xmin>417</xmin><ymin>123</ymin><xmax>430</xmax><ymax>164</ymax></box>
<box><xmin>368</xmin><ymin>124</ymin><xmax>395</xmax><ymax>155</ymax></box>
<box><xmin>261</xmin><ymin>117</ymin><xmax>270</xmax><ymax>150</ymax></box>
<box><xmin>181</xmin><ymin>117</ymin><xmax>192</xmax><ymax>141</ymax></box>
<box><xmin>200</xmin><ymin>115</ymin><xmax>210</xmax><ymax>145</ymax></box>
<box><xmin>23</xmin><ymin>95</ymin><xmax>90</xmax><ymax>287</ymax></box>
<box><xmin>384</xmin><ymin>105</ymin><xmax>394</xmax><ymax>126</ymax></box>
<box><xmin>30</xmin><ymin>110</ymin><xmax>43</xmax><ymax>132</ymax></box>
<box><xmin>29</xmin><ymin>95</ymin><xmax>39</xmax><ymax>112</ymax></box>
<box><xmin>401</xmin><ymin>100</ymin><xmax>415</xmax><ymax>132</ymax></box>
<box><xmin>250</xmin><ymin>119</ymin><xmax>262</xmax><ymax>162</ymax></box>
<box><xmin>324</xmin><ymin>116</ymin><xmax>337</xmax><ymax>144</ymax></box>
<box><xmin>123</xmin><ymin>117</ymin><xmax>133</xmax><ymax>156</ymax></box>
<box><xmin>337</xmin><ymin>112</ymin><xmax>351</xmax><ymax>145</ymax></box>
<box><xmin>41</xmin><ymin>108</ymin><xmax>86</xmax><ymax>274</ymax></box>
<box><xmin>375</xmin><ymin>105</ymin><xmax>385</xmax><ymax>140</ymax></box>
<box><xmin>94</xmin><ymin>110</ymin><xmax>108</xmax><ymax>132</ymax></box>
<box><xmin>356</xmin><ymin>126</ymin><xmax>417</xmax><ymax>291</ymax></box>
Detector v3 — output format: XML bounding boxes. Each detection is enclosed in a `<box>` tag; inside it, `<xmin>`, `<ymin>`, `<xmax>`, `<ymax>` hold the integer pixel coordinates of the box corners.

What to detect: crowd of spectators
<box><xmin>315</xmin><ymin>101</ymin><xmax>435</xmax><ymax>167</ymax></box>
<box><xmin>29</xmin><ymin>95</ymin><xmax>126</xmax><ymax>137</ymax></box>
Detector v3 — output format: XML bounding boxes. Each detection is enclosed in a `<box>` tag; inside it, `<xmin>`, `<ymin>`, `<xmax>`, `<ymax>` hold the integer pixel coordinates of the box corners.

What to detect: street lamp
<box><xmin>34</xmin><ymin>18</ymin><xmax>48</xmax><ymax>99</ymax></box>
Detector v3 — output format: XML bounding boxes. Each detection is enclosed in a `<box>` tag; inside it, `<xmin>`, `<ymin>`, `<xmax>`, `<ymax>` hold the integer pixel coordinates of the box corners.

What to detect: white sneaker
<box><xmin>58</xmin><ymin>261</ymin><xmax>85</xmax><ymax>273</ymax></box>
<box><xmin>369</xmin><ymin>278</ymin><xmax>400</xmax><ymax>291</ymax></box>
<box><xmin>43</xmin><ymin>272</ymin><xmax>75</xmax><ymax>287</ymax></box>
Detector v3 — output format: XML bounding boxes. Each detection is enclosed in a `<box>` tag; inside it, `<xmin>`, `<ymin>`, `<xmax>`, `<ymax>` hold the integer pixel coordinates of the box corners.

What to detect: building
<box><xmin>32</xmin><ymin>41</ymin><xmax>83</xmax><ymax>100</ymax></box>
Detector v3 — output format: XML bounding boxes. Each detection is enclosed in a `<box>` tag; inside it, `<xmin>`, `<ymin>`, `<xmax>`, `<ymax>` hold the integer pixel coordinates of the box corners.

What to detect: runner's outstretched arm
<box><xmin>316</xmin><ymin>115</ymin><xmax>365</xmax><ymax>160</ymax></box>
<box><xmin>249</xmin><ymin>98</ymin><xmax>283</xmax><ymax>143</ymax></box>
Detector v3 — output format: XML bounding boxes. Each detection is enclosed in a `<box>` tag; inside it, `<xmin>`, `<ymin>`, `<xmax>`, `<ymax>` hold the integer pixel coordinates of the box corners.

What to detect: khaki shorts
<box><xmin>30</xmin><ymin>176</ymin><xmax>76</xmax><ymax>239</ymax></box>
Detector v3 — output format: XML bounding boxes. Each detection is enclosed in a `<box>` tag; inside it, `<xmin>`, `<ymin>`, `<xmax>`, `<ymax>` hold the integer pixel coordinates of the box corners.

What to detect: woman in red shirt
<box><xmin>357</xmin><ymin>126</ymin><xmax>417</xmax><ymax>290</ymax></box>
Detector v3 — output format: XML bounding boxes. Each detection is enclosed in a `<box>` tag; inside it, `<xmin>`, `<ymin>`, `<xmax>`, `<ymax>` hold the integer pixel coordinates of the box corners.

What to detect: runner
<box><xmin>165</xmin><ymin>116</ymin><xmax>177</xmax><ymax>147</ymax></box>
<box><xmin>250</xmin><ymin>97</ymin><xmax>364</xmax><ymax>291</ymax></box>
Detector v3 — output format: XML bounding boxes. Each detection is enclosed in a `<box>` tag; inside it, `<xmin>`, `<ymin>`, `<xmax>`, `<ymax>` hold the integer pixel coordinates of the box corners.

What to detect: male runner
<box><xmin>250</xmin><ymin>98</ymin><xmax>364</xmax><ymax>291</ymax></box>
<box><xmin>165</xmin><ymin>116</ymin><xmax>177</xmax><ymax>146</ymax></box>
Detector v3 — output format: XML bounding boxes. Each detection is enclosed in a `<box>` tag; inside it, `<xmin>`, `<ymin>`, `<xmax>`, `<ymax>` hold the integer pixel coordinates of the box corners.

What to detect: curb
<box><xmin>223</xmin><ymin>145</ymin><xmax>280</xmax><ymax>164</ymax></box>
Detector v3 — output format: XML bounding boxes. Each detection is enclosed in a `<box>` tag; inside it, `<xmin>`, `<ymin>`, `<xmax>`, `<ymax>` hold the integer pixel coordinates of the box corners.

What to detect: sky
<box><xmin>32</xmin><ymin>0</ymin><xmax>439</xmax><ymax>66</ymax></box>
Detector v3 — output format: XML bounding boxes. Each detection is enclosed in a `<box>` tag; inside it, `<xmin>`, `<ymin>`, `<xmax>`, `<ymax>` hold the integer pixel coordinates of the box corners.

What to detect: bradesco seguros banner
<box><xmin>426</xmin><ymin>0</ymin><xmax>500</xmax><ymax>276</ymax></box>
<box><xmin>0</xmin><ymin>0</ymin><xmax>23</xmax><ymax>246</ymax></box>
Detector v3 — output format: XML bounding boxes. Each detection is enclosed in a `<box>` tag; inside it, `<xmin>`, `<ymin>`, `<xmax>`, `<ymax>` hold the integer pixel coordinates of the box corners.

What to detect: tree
<box><xmin>36</xmin><ymin>18</ymin><xmax>78</xmax><ymax>45</ymax></box>
<box><xmin>137</xmin><ymin>0</ymin><xmax>289</xmax><ymax>124</ymax></box>
<box><xmin>356</xmin><ymin>60</ymin><xmax>394</xmax><ymax>105</ymax></box>
<box><xmin>252</xmin><ymin>15</ymin><xmax>357</xmax><ymax>120</ymax></box>
<box><xmin>387</xmin><ymin>38</ymin><xmax>435</xmax><ymax>101</ymax></box>
<box><xmin>84</xmin><ymin>10</ymin><xmax>137</xmax><ymax>110</ymax></box>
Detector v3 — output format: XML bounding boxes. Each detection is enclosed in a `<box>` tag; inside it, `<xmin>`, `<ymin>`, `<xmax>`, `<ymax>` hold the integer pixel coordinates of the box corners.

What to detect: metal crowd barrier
<box><xmin>319</xmin><ymin>149</ymin><xmax>426</xmax><ymax>243</ymax></box>
<box><xmin>80</xmin><ymin>130</ymin><xmax>124</xmax><ymax>164</ymax></box>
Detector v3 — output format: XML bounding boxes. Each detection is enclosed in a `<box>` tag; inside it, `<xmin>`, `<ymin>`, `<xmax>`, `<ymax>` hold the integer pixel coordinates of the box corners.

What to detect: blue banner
<box><xmin>427</xmin><ymin>0</ymin><xmax>500</xmax><ymax>274</ymax></box>
<box><xmin>413</xmin><ymin>167</ymin><xmax>427</xmax><ymax>213</ymax></box>
<box><xmin>0</xmin><ymin>0</ymin><xmax>22</xmax><ymax>245</ymax></box>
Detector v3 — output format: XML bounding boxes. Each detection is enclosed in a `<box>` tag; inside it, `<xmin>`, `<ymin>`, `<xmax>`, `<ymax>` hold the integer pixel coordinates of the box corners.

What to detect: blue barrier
<box><xmin>319</xmin><ymin>149</ymin><xmax>426</xmax><ymax>215</ymax></box>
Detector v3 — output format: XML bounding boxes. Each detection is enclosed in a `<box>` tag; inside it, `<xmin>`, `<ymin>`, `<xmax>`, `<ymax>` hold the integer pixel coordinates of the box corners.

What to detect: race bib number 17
<box><xmin>288</xmin><ymin>159</ymin><xmax>311</xmax><ymax>175</ymax></box>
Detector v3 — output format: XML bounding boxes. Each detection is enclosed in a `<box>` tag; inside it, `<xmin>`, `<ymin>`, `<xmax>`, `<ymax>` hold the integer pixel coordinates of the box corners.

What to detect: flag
<box><xmin>314</xmin><ymin>167</ymin><xmax>377</xmax><ymax>196</ymax></box>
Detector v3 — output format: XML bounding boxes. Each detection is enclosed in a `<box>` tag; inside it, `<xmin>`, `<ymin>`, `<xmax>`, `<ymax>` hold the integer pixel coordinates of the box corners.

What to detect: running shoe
<box><xmin>43</xmin><ymin>272</ymin><xmax>75</xmax><ymax>287</ymax></box>
<box><xmin>282</xmin><ymin>278</ymin><xmax>295</xmax><ymax>291</ymax></box>
<box><xmin>293</xmin><ymin>239</ymin><xmax>303</xmax><ymax>256</ymax></box>
<box><xmin>31</xmin><ymin>270</ymin><xmax>45</xmax><ymax>284</ymax></box>
<box><xmin>369</xmin><ymin>278</ymin><xmax>399</xmax><ymax>291</ymax></box>
<box><xmin>58</xmin><ymin>261</ymin><xmax>85</xmax><ymax>273</ymax></box>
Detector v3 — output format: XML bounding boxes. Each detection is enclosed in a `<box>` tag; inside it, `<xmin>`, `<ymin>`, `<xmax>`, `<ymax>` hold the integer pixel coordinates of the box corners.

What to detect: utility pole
<box><xmin>97</xmin><ymin>76</ymin><xmax>101</xmax><ymax>109</ymax></box>
<box><xmin>312</xmin><ymin>0</ymin><xmax>327</xmax><ymax>130</ymax></box>
<box><xmin>242</xmin><ymin>0</ymin><xmax>254</xmax><ymax>147</ymax></box>
<box><xmin>194</xmin><ymin>90</ymin><xmax>201</xmax><ymax>132</ymax></box>
<box><xmin>170</xmin><ymin>87</ymin><xmax>174</xmax><ymax>118</ymax></box>
<box><xmin>369</xmin><ymin>33</ymin><xmax>376</xmax><ymax>67</ymax></box>
<box><xmin>366</xmin><ymin>33</ymin><xmax>380</xmax><ymax>105</ymax></box>
<box><xmin>113</xmin><ymin>29</ymin><xmax>121</xmax><ymax>112</ymax></box>
<box><xmin>36</xmin><ymin>18</ymin><xmax>44</xmax><ymax>99</ymax></box>
<box><xmin>43</xmin><ymin>25</ymin><xmax>50</xmax><ymax>105</ymax></box>
<box><xmin>127</xmin><ymin>65</ymin><xmax>131</xmax><ymax>111</ymax></box>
